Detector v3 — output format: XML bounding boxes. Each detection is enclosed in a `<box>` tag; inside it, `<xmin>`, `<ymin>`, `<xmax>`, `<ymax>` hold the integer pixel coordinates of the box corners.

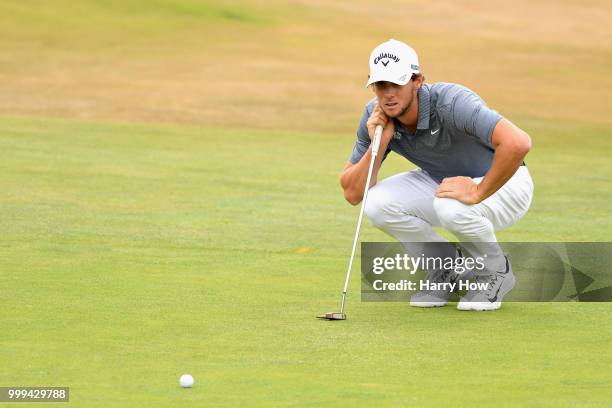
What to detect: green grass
<box><xmin>1</xmin><ymin>0</ymin><xmax>611</xmax><ymax>405</ymax></box>
<box><xmin>1</xmin><ymin>116</ymin><xmax>611</xmax><ymax>407</ymax></box>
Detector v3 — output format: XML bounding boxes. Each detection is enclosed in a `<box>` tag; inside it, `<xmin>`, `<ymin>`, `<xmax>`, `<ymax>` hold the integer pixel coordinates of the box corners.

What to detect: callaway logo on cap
<box><xmin>366</xmin><ymin>39</ymin><xmax>420</xmax><ymax>87</ymax></box>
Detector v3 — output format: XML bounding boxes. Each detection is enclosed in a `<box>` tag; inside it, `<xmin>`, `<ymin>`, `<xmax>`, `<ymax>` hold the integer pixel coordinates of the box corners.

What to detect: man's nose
<box><xmin>382</xmin><ymin>86</ymin><xmax>396</xmax><ymax>97</ymax></box>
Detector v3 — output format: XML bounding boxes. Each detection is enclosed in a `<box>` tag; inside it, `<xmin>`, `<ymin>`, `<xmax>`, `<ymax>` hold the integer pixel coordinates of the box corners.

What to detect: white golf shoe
<box><xmin>457</xmin><ymin>257</ymin><xmax>516</xmax><ymax>311</ymax></box>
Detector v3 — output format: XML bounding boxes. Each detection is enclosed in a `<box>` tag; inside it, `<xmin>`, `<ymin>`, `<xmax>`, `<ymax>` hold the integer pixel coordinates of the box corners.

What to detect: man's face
<box><xmin>372</xmin><ymin>79</ymin><xmax>419</xmax><ymax>118</ymax></box>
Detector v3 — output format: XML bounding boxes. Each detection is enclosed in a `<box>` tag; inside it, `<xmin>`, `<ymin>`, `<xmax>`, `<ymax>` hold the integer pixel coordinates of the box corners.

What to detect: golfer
<box><xmin>341</xmin><ymin>39</ymin><xmax>534</xmax><ymax>311</ymax></box>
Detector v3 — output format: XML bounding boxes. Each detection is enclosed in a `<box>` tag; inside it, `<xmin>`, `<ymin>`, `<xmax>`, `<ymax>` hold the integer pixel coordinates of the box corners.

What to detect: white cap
<box><xmin>366</xmin><ymin>39</ymin><xmax>420</xmax><ymax>87</ymax></box>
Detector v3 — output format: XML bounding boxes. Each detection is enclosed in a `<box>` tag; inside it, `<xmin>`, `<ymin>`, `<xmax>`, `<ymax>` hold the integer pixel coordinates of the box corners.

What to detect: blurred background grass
<box><xmin>1</xmin><ymin>0</ymin><xmax>610</xmax><ymax>131</ymax></box>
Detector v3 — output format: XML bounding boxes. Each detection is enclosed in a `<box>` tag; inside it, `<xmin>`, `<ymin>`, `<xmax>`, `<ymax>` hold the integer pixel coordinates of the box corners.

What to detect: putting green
<box><xmin>1</xmin><ymin>116</ymin><xmax>610</xmax><ymax>406</ymax></box>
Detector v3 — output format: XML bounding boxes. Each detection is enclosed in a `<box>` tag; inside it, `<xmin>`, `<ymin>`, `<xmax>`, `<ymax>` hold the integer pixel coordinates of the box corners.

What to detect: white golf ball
<box><xmin>180</xmin><ymin>374</ymin><xmax>194</xmax><ymax>388</ymax></box>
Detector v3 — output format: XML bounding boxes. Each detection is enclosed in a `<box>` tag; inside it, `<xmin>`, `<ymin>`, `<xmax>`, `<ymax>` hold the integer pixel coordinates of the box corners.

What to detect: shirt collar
<box><xmin>416</xmin><ymin>84</ymin><xmax>431</xmax><ymax>130</ymax></box>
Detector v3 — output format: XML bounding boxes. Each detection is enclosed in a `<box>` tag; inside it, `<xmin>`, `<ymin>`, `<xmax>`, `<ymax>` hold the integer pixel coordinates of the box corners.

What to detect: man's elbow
<box><xmin>513</xmin><ymin>131</ymin><xmax>532</xmax><ymax>157</ymax></box>
<box><xmin>343</xmin><ymin>189</ymin><xmax>362</xmax><ymax>206</ymax></box>
<box><xmin>339</xmin><ymin>171</ymin><xmax>362</xmax><ymax>206</ymax></box>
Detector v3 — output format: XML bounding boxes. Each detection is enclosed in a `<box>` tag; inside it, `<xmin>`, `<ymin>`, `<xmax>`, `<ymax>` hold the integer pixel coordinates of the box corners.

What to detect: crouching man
<box><xmin>340</xmin><ymin>39</ymin><xmax>534</xmax><ymax>311</ymax></box>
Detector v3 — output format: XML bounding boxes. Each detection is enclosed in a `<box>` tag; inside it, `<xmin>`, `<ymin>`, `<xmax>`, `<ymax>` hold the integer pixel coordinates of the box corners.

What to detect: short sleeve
<box><xmin>348</xmin><ymin>104</ymin><xmax>373</xmax><ymax>164</ymax></box>
<box><xmin>450</xmin><ymin>89</ymin><xmax>502</xmax><ymax>146</ymax></box>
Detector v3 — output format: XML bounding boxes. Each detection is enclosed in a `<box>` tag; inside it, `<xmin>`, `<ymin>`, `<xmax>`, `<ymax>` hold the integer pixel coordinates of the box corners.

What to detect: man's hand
<box><xmin>340</xmin><ymin>104</ymin><xmax>394</xmax><ymax>206</ymax></box>
<box><xmin>435</xmin><ymin>176</ymin><xmax>482</xmax><ymax>205</ymax></box>
<box><xmin>366</xmin><ymin>104</ymin><xmax>395</xmax><ymax>145</ymax></box>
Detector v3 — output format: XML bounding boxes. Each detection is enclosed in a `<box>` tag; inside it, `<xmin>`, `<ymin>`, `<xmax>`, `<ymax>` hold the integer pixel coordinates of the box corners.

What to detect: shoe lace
<box><xmin>479</xmin><ymin>273</ymin><xmax>500</xmax><ymax>297</ymax></box>
<box><xmin>429</xmin><ymin>269</ymin><xmax>450</xmax><ymax>283</ymax></box>
<box><xmin>421</xmin><ymin>247</ymin><xmax>469</xmax><ymax>293</ymax></box>
<box><xmin>480</xmin><ymin>256</ymin><xmax>509</xmax><ymax>296</ymax></box>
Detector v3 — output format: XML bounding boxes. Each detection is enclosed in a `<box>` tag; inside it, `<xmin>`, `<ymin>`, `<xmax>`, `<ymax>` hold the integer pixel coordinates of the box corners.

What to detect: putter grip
<box><xmin>372</xmin><ymin>125</ymin><xmax>383</xmax><ymax>156</ymax></box>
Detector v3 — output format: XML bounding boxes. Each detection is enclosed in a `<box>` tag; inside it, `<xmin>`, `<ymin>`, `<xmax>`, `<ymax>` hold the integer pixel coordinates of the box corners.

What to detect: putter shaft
<box><xmin>339</xmin><ymin>125</ymin><xmax>383</xmax><ymax>314</ymax></box>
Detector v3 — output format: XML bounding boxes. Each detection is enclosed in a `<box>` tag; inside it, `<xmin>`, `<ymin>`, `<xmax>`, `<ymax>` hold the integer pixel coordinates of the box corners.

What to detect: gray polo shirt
<box><xmin>349</xmin><ymin>82</ymin><xmax>503</xmax><ymax>183</ymax></box>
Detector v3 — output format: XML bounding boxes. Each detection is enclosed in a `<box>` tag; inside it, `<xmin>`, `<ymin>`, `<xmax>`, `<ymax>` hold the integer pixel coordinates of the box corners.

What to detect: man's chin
<box><xmin>382</xmin><ymin>108</ymin><xmax>400</xmax><ymax>118</ymax></box>
<box><xmin>383</xmin><ymin>105</ymin><xmax>408</xmax><ymax>119</ymax></box>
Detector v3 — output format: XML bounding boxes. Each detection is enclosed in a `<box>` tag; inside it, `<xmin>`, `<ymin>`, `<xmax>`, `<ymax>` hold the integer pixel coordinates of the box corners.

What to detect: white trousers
<box><xmin>364</xmin><ymin>166</ymin><xmax>534</xmax><ymax>274</ymax></box>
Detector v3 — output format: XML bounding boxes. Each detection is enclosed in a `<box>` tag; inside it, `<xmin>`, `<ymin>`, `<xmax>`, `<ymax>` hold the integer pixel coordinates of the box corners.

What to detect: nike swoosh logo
<box><xmin>431</xmin><ymin>128</ymin><xmax>440</xmax><ymax>135</ymax></box>
<box><xmin>381</xmin><ymin>60</ymin><xmax>389</xmax><ymax>67</ymax></box>
<box><xmin>489</xmin><ymin>258</ymin><xmax>511</xmax><ymax>302</ymax></box>
<box><xmin>488</xmin><ymin>277</ymin><xmax>504</xmax><ymax>302</ymax></box>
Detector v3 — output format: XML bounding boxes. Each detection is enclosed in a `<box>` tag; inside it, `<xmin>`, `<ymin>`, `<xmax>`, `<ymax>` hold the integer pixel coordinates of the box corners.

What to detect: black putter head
<box><xmin>316</xmin><ymin>312</ymin><xmax>346</xmax><ymax>320</ymax></box>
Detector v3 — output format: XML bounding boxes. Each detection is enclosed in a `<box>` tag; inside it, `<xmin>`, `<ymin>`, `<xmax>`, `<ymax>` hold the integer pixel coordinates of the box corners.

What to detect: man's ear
<box><xmin>414</xmin><ymin>75</ymin><xmax>424</xmax><ymax>89</ymax></box>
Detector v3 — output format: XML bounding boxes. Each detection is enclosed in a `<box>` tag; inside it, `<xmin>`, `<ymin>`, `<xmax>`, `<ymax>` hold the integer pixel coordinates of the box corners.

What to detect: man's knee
<box><xmin>364</xmin><ymin>187</ymin><xmax>427</xmax><ymax>232</ymax></box>
<box><xmin>364</xmin><ymin>186</ymin><xmax>394</xmax><ymax>228</ymax></box>
<box><xmin>433</xmin><ymin>197</ymin><xmax>474</xmax><ymax>230</ymax></box>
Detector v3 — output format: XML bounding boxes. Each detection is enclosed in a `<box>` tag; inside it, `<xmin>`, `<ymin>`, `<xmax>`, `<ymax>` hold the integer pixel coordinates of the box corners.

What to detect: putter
<box><xmin>318</xmin><ymin>124</ymin><xmax>383</xmax><ymax>321</ymax></box>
